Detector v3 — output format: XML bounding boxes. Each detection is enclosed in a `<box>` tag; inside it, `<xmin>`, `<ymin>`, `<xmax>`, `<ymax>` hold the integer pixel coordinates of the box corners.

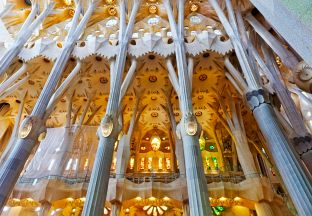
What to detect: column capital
<box><xmin>246</xmin><ymin>89</ymin><xmax>270</xmax><ymax>111</ymax></box>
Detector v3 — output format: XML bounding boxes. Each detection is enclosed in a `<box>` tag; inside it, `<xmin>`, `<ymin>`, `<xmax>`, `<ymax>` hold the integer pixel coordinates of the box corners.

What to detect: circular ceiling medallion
<box><xmin>198</xmin><ymin>95</ymin><xmax>204</xmax><ymax>100</ymax></box>
<box><xmin>108</xmin><ymin>6</ymin><xmax>117</xmax><ymax>16</ymax></box>
<box><xmin>68</xmin><ymin>9</ymin><xmax>75</xmax><ymax>17</ymax></box>
<box><xmin>151</xmin><ymin>112</ymin><xmax>158</xmax><ymax>117</ymax></box>
<box><xmin>190</xmin><ymin>4</ymin><xmax>199</xmax><ymax>12</ymax></box>
<box><xmin>28</xmin><ymin>80</ymin><xmax>35</xmax><ymax>85</ymax></box>
<box><xmin>149</xmin><ymin>5</ymin><xmax>157</xmax><ymax>14</ymax></box>
<box><xmin>199</xmin><ymin>74</ymin><xmax>207</xmax><ymax>81</ymax></box>
<box><xmin>149</xmin><ymin>75</ymin><xmax>157</xmax><ymax>83</ymax></box>
<box><xmin>195</xmin><ymin>111</ymin><xmax>202</xmax><ymax>117</ymax></box>
<box><xmin>100</xmin><ymin>77</ymin><xmax>108</xmax><ymax>84</ymax></box>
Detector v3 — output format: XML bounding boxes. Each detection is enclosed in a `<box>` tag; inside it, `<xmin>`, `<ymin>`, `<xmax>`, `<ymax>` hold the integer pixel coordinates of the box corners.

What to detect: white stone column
<box><xmin>209</xmin><ymin>1</ymin><xmax>312</xmax><ymax>214</ymax></box>
<box><xmin>0</xmin><ymin>3</ymin><xmax>54</xmax><ymax>77</ymax></box>
<box><xmin>82</xmin><ymin>1</ymin><xmax>140</xmax><ymax>215</ymax></box>
<box><xmin>164</xmin><ymin>1</ymin><xmax>211</xmax><ymax>215</ymax></box>
<box><xmin>247</xmin><ymin>90</ymin><xmax>312</xmax><ymax>216</ymax></box>
<box><xmin>0</xmin><ymin>2</ymin><xmax>95</xmax><ymax>210</ymax></box>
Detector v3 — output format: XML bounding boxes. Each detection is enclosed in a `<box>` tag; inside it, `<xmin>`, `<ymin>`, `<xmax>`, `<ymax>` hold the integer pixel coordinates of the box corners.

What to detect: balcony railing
<box><xmin>18</xmin><ymin>171</ymin><xmax>257</xmax><ymax>185</ymax></box>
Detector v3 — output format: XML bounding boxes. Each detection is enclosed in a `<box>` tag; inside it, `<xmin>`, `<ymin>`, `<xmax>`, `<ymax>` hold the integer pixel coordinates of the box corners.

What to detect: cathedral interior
<box><xmin>0</xmin><ymin>0</ymin><xmax>312</xmax><ymax>215</ymax></box>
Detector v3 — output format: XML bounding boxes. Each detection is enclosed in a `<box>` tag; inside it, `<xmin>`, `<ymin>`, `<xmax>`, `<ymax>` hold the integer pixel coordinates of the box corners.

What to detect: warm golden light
<box><xmin>63</xmin><ymin>0</ymin><xmax>72</xmax><ymax>5</ymax></box>
<box><xmin>38</xmin><ymin>131</ymin><xmax>46</xmax><ymax>141</ymax></box>
<box><xmin>151</xmin><ymin>134</ymin><xmax>161</xmax><ymax>151</ymax></box>
<box><xmin>130</xmin><ymin>157</ymin><xmax>135</xmax><ymax>169</ymax></box>
<box><xmin>158</xmin><ymin>158</ymin><xmax>163</xmax><ymax>170</ymax></box>
<box><xmin>143</xmin><ymin>205</ymin><xmax>168</xmax><ymax>216</ymax></box>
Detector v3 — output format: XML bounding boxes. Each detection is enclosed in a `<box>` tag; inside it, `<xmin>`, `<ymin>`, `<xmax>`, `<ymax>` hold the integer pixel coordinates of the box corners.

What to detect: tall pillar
<box><xmin>0</xmin><ymin>3</ymin><xmax>54</xmax><ymax>77</ymax></box>
<box><xmin>247</xmin><ymin>89</ymin><xmax>312</xmax><ymax>216</ymax></box>
<box><xmin>82</xmin><ymin>1</ymin><xmax>140</xmax><ymax>215</ymax></box>
<box><xmin>164</xmin><ymin>1</ymin><xmax>211</xmax><ymax>215</ymax></box>
<box><xmin>255</xmin><ymin>201</ymin><xmax>275</xmax><ymax>216</ymax></box>
<box><xmin>208</xmin><ymin>0</ymin><xmax>312</xmax><ymax>214</ymax></box>
<box><xmin>110</xmin><ymin>201</ymin><xmax>122</xmax><ymax>216</ymax></box>
<box><xmin>0</xmin><ymin>2</ymin><xmax>95</xmax><ymax>211</ymax></box>
<box><xmin>115</xmin><ymin>136</ymin><xmax>130</xmax><ymax>178</ymax></box>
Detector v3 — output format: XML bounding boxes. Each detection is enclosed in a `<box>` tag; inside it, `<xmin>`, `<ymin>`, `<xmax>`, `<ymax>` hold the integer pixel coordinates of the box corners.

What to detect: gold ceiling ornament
<box><xmin>68</xmin><ymin>9</ymin><xmax>75</xmax><ymax>17</ymax></box>
<box><xmin>105</xmin><ymin>0</ymin><xmax>116</xmax><ymax>4</ymax></box>
<box><xmin>190</xmin><ymin>3</ymin><xmax>199</xmax><ymax>12</ymax></box>
<box><xmin>38</xmin><ymin>130</ymin><xmax>47</xmax><ymax>141</ymax></box>
<box><xmin>149</xmin><ymin>5</ymin><xmax>158</xmax><ymax>14</ymax></box>
<box><xmin>108</xmin><ymin>6</ymin><xmax>117</xmax><ymax>16</ymax></box>
<box><xmin>151</xmin><ymin>133</ymin><xmax>161</xmax><ymax>151</ymax></box>
<box><xmin>63</xmin><ymin>0</ymin><xmax>72</xmax><ymax>6</ymax></box>
<box><xmin>7</xmin><ymin>198</ymin><xmax>40</xmax><ymax>208</ymax></box>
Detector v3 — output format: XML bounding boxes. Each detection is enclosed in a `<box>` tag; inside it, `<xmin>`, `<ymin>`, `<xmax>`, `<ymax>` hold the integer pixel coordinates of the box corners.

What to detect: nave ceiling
<box><xmin>0</xmin><ymin>0</ymin><xmax>265</xmax><ymax>144</ymax></box>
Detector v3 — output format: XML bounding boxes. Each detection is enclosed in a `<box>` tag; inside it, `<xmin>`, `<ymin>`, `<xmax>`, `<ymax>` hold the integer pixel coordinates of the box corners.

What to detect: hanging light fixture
<box><xmin>100</xmin><ymin>115</ymin><xmax>114</xmax><ymax>137</ymax></box>
<box><xmin>150</xmin><ymin>133</ymin><xmax>161</xmax><ymax>151</ymax></box>
<box><xmin>184</xmin><ymin>113</ymin><xmax>198</xmax><ymax>136</ymax></box>
<box><xmin>18</xmin><ymin>117</ymin><xmax>33</xmax><ymax>139</ymax></box>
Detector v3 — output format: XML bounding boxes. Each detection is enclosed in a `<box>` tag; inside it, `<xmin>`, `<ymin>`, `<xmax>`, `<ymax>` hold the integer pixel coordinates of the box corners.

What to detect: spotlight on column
<box><xmin>19</xmin><ymin>117</ymin><xmax>33</xmax><ymax>139</ymax></box>
<box><xmin>38</xmin><ymin>130</ymin><xmax>47</xmax><ymax>141</ymax></box>
<box><xmin>184</xmin><ymin>113</ymin><xmax>198</xmax><ymax>136</ymax></box>
<box><xmin>100</xmin><ymin>115</ymin><xmax>114</xmax><ymax>137</ymax></box>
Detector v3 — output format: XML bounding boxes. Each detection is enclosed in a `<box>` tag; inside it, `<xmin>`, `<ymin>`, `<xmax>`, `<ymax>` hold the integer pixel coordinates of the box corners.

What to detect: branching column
<box><xmin>0</xmin><ymin>2</ymin><xmax>96</xmax><ymax>210</ymax></box>
<box><xmin>209</xmin><ymin>0</ymin><xmax>312</xmax><ymax>215</ymax></box>
<box><xmin>82</xmin><ymin>1</ymin><xmax>140</xmax><ymax>215</ymax></box>
<box><xmin>164</xmin><ymin>1</ymin><xmax>211</xmax><ymax>215</ymax></box>
<box><xmin>0</xmin><ymin>3</ymin><xmax>54</xmax><ymax>77</ymax></box>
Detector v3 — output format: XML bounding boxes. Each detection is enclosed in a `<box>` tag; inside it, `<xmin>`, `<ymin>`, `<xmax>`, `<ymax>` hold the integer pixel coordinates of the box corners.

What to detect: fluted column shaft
<box><xmin>81</xmin><ymin>133</ymin><xmax>116</xmax><ymax>215</ymax></box>
<box><xmin>164</xmin><ymin>1</ymin><xmax>211</xmax><ymax>215</ymax></box>
<box><xmin>115</xmin><ymin>135</ymin><xmax>130</xmax><ymax>178</ymax></box>
<box><xmin>82</xmin><ymin>1</ymin><xmax>140</xmax><ymax>215</ymax></box>
<box><xmin>248</xmin><ymin>90</ymin><xmax>312</xmax><ymax>216</ymax></box>
<box><xmin>0</xmin><ymin>3</ymin><xmax>94</xmax><ymax>211</ymax></box>
<box><xmin>180</xmin><ymin>129</ymin><xmax>211</xmax><ymax>215</ymax></box>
